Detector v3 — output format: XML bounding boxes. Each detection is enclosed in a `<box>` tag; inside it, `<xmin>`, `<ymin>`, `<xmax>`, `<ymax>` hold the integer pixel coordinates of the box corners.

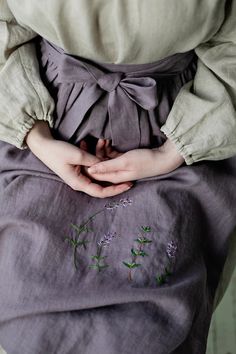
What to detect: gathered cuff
<box><xmin>160</xmin><ymin>124</ymin><xmax>194</xmax><ymax>165</ymax></box>
<box><xmin>15</xmin><ymin>113</ymin><xmax>54</xmax><ymax>150</ymax></box>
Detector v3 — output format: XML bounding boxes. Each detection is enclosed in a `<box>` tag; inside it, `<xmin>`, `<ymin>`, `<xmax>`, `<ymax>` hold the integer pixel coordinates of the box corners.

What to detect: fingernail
<box><xmin>125</xmin><ymin>184</ymin><xmax>133</xmax><ymax>190</ymax></box>
<box><xmin>88</xmin><ymin>167</ymin><xmax>96</xmax><ymax>173</ymax></box>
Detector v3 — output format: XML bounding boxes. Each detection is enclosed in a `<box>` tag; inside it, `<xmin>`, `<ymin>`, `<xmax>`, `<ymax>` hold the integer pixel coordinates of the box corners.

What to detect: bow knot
<box><xmin>97</xmin><ymin>72</ymin><xmax>124</xmax><ymax>92</ymax></box>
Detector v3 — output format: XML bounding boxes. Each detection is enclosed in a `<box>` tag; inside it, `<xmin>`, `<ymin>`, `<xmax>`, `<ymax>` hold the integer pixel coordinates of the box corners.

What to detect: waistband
<box><xmin>37</xmin><ymin>38</ymin><xmax>198</xmax><ymax>149</ymax></box>
<box><xmin>38</xmin><ymin>37</ymin><xmax>197</xmax><ymax>77</ymax></box>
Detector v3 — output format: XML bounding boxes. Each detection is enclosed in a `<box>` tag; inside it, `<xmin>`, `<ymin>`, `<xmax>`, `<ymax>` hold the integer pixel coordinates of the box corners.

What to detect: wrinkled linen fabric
<box><xmin>0</xmin><ymin>38</ymin><xmax>236</xmax><ymax>354</ymax></box>
<box><xmin>0</xmin><ymin>0</ymin><xmax>236</xmax><ymax>166</ymax></box>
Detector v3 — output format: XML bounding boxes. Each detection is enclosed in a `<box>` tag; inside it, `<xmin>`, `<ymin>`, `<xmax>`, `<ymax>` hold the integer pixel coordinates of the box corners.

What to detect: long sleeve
<box><xmin>160</xmin><ymin>0</ymin><xmax>236</xmax><ymax>165</ymax></box>
<box><xmin>0</xmin><ymin>0</ymin><xmax>55</xmax><ymax>149</ymax></box>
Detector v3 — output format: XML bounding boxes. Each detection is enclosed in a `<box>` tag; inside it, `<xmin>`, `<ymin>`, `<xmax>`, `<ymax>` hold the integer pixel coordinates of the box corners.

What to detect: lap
<box><xmin>0</xmin><ymin>140</ymin><xmax>236</xmax><ymax>353</ymax></box>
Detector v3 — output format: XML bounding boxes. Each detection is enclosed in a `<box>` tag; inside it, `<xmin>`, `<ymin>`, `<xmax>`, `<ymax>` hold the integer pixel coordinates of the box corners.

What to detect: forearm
<box><xmin>25</xmin><ymin>120</ymin><xmax>53</xmax><ymax>150</ymax></box>
<box><xmin>152</xmin><ymin>138</ymin><xmax>185</xmax><ymax>167</ymax></box>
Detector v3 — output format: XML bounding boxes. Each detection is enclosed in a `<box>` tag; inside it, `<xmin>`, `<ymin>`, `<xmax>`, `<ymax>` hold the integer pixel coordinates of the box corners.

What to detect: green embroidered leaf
<box><xmin>64</xmin><ymin>237</ymin><xmax>79</xmax><ymax>247</ymax></box>
<box><xmin>138</xmin><ymin>250</ymin><xmax>148</xmax><ymax>257</ymax></box>
<box><xmin>123</xmin><ymin>261</ymin><xmax>132</xmax><ymax>268</ymax></box>
<box><xmin>131</xmin><ymin>248</ymin><xmax>139</xmax><ymax>256</ymax></box>
<box><xmin>131</xmin><ymin>248</ymin><xmax>148</xmax><ymax>257</ymax></box>
<box><xmin>122</xmin><ymin>261</ymin><xmax>141</xmax><ymax>269</ymax></box>
<box><xmin>77</xmin><ymin>240</ymin><xmax>90</xmax><ymax>247</ymax></box>
<box><xmin>97</xmin><ymin>264</ymin><xmax>109</xmax><ymax>270</ymax></box>
<box><xmin>64</xmin><ymin>236</ymin><xmax>73</xmax><ymax>244</ymax></box>
<box><xmin>135</xmin><ymin>237</ymin><xmax>152</xmax><ymax>244</ymax></box>
<box><xmin>156</xmin><ymin>275</ymin><xmax>166</xmax><ymax>285</ymax></box>
<box><xmin>89</xmin><ymin>264</ymin><xmax>100</xmax><ymax>269</ymax></box>
<box><xmin>70</xmin><ymin>223</ymin><xmax>83</xmax><ymax>234</ymax></box>
<box><xmin>89</xmin><ymin>263</ymin><xmax>109</xmax><ymax>271</ymax></box>
<box><xmin>80</xmin><ymin>226</ymin><xmax>93</xmax><ymax>233</ymax></box>
<box><xmin>141</xmin><ymin>226</ymin><xmax>151</xmax><ymax>233</ymax></box>
<box><xmin>90</xmin><ymin>255</ymin><xmax>107</xmax><ymax>261</ymax></box>
<box><xmin>70</xmin><ymin>223</ymin><xmax>93</xmax><ymax>234</ymax></box>
<box><xmin>164</xmin><ymin>267</ymin><xmax>172</xmax><ymax>276</ymax></box>
<box><xmin>132</xmin><ymin>263</ymin><xmax>142</xmax><ymax>268</ymax></box>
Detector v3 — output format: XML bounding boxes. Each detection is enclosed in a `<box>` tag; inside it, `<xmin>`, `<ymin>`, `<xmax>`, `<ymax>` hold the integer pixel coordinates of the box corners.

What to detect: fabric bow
<box><xmin>56</xmin><ymin>55</ymin><xmax>159</xmax><ymax>149</ymax></box>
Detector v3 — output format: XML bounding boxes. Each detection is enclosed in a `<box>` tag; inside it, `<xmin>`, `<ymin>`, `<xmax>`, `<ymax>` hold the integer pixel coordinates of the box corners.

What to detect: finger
<box><xmin>79</xmin><ymin>139</ymin><xmax>88</xmax><ymax>152</ymax></box>
<box><xmin>82</xmin><ymin>165</ymin><xmax>133</xmax><ymax>187</ymax></box>
<box><xmin>87</xmin><ymin>155</ymin><xmax>127</xmax><ymax>174</ymax></box>
<box><xmin>95</xmin><ymin>138</ymin><xmax>106</xmax><ymax>159</ymax></box>
<box><xmin>68</xmin><ymin>169</ymin><xmax>133</xmax><ymax>198</ymax></box>
<box><xmin>83</xmin><ymin>181</ymin><xmax>133</xmax><ymax>198</ymax></box>
<box><xmin>69</xmin><ymin>148</ymin><xmax>101</xmax><ymax>166</ymax></box>
<box><xmin>104</xmin><ymin>140</ymin><xmax>122</xmax><ymax>159</ymax></box>
<box><xmin>88</xmin><ymin>170</ymin><xmax>134</xmax><ymax>184</ymax></box>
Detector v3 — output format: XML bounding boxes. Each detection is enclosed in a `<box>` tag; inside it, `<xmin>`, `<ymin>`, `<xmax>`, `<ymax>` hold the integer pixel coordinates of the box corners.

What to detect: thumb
<box><xmin>87</xmin><ymin>155</ymin><xmax>125</xmax><ymax>174</ymax></box>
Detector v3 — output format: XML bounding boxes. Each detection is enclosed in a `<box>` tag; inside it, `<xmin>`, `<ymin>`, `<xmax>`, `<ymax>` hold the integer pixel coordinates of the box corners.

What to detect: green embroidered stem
<box><xmin>65</xmin><ymin>198</ymin><xmax>133</xmax><ymax>271</ymax></box>
<box><xmin>123</xmin><ymin>225</ymin><xmax>153</xmax><ymax>281</ymax></box>
<box><xmin>89</xmin><ymin>245</ymin><xmax>109</xmax><ymax>272</ymax></box>
<box><xmin>65</xmin><ymin>208</ymin><xmax>105</xmax><ymax>270</ymax></box>
<box><xmin>73</xmin><ymin>245</ymin><xmax>78</xmax><ymax>270</ymax></box>
<box><xmin>155</xmin><ymin>264</ymin><xmax>173</xmax><ymax>285</ymax></box>
<box><xmin>79</xmin><ymin>209</ymin><xmax>105</xmax><ymax>231</ymax></box>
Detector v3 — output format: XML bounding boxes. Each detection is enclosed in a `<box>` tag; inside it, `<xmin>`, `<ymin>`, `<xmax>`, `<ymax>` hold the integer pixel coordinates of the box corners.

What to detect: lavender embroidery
<box><xmin>65</xmin><ymin>197</ymin><xmax>132</xmax><ymax>270</ymax></box>
<box><xmin>155</xmin><ymin>240</ymin><xmax>177</xmax><ymax>285</ymax></box>
<box><xmin>104</xmin><ymin>197</ymin><xmax>133</xmax><ymax>211</ymax></box>
<box><xmin>166</xmin><ymin>241</ymin><xmax>178</xmax><ymax>259</ymax></box>
<box><xmin>89</xmin><ymin>232</ymin><xmax>119</xmax><ymax>272</ymax></box>
<box><xmin>97</xmin><ymin>231</ymin><xmax>118</xmax><ymax>247</ymax></box>
<box><xmin>123</xmin><ymin>225</ymin><xmax>153</xmax><ymax>281</ymax></box>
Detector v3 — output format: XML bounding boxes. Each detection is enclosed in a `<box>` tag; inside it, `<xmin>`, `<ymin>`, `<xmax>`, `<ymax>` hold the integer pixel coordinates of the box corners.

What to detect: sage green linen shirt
<box><xmin>0</xmin><ymin>0</ymin><xmax>236</xmax><ymax>165</ymax></box>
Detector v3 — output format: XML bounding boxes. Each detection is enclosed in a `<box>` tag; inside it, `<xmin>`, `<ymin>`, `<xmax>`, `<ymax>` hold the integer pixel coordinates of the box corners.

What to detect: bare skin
<box><xmin>25</xmin><ymin>121</ymin><xmax>185</xmax><ymax>198</ymax></box>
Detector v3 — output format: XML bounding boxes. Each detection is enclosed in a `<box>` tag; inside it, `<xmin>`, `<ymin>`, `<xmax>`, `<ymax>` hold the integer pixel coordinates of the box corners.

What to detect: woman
<box><xmin>0</xmin><ymin>1</ymin><xmax>236</xmax><ymax>353</ymax></box>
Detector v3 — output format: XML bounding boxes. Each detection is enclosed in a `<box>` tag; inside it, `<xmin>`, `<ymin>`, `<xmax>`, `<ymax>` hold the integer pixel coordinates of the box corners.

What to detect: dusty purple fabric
<box><xmin>0</xmin><ymin>37</ymin><xmax>236</xmax><ymax>354</ymax></box>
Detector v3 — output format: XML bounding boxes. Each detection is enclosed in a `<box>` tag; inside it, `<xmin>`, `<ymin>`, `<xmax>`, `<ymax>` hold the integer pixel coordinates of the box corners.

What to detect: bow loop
<box><xmin>120</xmin><ymin>76</ymin><xmax>159</xmax><ymax>110</ymax></box>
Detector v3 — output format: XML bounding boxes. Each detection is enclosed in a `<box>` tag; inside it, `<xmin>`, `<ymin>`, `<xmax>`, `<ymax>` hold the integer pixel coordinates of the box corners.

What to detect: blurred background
<box><xmin>207</xmin><ymin>267</ymin><xmax>236</xmax><ymax>354</ymax></box>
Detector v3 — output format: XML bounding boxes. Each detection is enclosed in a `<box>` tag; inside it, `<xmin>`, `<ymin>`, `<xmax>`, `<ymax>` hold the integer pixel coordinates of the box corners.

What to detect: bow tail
<box><xmin>56</xmin><ymin>84</ymin><xmax>103</xmax><ymax>141</ymax></box>
<box><xmin>108</xmin><ymin>87</ymin><xmax>141</xmax><ymax>151</ymax></box>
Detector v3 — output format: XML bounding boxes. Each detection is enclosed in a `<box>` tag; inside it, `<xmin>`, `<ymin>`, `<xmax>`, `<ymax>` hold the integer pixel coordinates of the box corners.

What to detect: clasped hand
<box><xmin>26</xmin><ymin>121</ymin><xmax>185</xmax><ymax>198</ymax></box>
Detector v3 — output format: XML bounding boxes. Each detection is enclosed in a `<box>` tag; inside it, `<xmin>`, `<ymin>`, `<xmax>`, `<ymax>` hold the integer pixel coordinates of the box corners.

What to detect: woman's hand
<box><xmin>86</xmin><ymin>138</ymin><xmax>185</xmax><ymax>183</ymax></box>
<box><xmin>25</xmin><ymin>121</ymin><xmax>133</xmax><ymax>198</ymax></box>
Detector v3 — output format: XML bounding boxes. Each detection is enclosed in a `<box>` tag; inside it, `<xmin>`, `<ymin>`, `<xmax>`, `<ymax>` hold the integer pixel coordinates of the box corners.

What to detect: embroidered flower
<box><xmin>97</xmin><ymin>231</ymin><xmax>118</xmax><ymax>247</ymax></box>
<box><xmin>119</xmin><ymin>198</ymin><xmax>133</xmax><ymax>207</ymax></box>
<box><xmin>166</xmin><ymin>241</ymin><xmax>177</xmax><ymax>259</ymax></box>
<box><xmin>104</xmin><ymin>197</ymin><xmax>133</xmax><ymax>211</ymax></box>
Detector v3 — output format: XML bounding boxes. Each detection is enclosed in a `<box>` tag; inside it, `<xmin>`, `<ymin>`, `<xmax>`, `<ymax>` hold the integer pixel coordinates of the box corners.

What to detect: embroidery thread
<box><xmin>89</xmin><ymin>231</ymin><xmax>119</xmax><ymax>272</ymax></box>
<box><xmin>155</xmin><ymin>240</ymin><xmax>177</xmax><ymax>285</ymax></box>
<box><xmin>123</xmin><ymin>225</ymin><xmax>153</xmax><ymax>281</ymax></box>
<box><xmin>65</xmin><ymin>198</ymin><xmax>132</xmax><ymax>270</ymax></box>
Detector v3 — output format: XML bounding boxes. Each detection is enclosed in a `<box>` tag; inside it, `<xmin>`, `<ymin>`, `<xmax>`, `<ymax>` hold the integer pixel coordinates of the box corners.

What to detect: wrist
<box><xmin>25</xmin><ymin>120</ymin><xmax>53</xmax><ymax>149</ymax></box>
<box><xmin>151</xmin><ymin>139</ymin><xmax>185</xmax><ymax>174</ymax></box>
<box><xmin>153</xmin><ymin>139</ymin><xmax>185</xmax><ymax>162</ymax></box>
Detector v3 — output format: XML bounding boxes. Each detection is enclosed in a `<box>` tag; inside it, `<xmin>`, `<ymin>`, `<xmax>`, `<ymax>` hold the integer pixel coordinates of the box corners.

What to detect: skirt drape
<box><xmin>0</xmin><ymin>37</ymin><xmax>236</xmax><ymax>354</ymax></box>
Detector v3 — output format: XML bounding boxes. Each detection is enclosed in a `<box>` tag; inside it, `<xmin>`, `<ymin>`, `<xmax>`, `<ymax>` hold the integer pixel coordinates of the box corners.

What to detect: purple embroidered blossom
<box><xmin>104</xmin><ymin>202</ymin><xmax>118</xmax><ymax>210</ymax></box>
<box><xmin>104</xmin><ymin>198</ymin><xmax>133</xmax><ymax>211</ymax></box>
<box><xmin>119</xmin><ymin>198</ymin><xmax>133</xmax><ymax>207</ymax></box>
<box><xmin>166</xmin><ymin>241</ymin><xmax>178</xmax><ymax>259</ymax></box>
<box><xmin>97</xmin><ymin>231</ymin><xmax>118</xmax><ymax>247</ymax></box>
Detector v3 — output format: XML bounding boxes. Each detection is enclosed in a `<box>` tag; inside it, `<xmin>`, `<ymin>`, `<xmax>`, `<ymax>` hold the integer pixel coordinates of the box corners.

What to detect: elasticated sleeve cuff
<box><xmin>160</xmin><ymin>1</ymin><xmax>236</xmax><ymax>165</ymax></box>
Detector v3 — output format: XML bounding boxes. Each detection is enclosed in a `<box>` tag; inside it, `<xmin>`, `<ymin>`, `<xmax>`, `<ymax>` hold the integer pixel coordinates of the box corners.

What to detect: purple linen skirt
<box><xmin>0</xmin><ymin>37</ymin><xmax>236</xmax><ymax>354</ymax></box>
